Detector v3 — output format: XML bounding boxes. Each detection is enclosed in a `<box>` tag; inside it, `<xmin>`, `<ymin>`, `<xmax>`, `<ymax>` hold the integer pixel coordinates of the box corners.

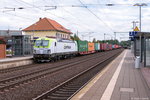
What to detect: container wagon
<box><xmin>100</xmin><ymin>43</ymin><xmax>104</xmax><ymax>51</ymax></box>
<box><xmin>76</xmin><ymin>40</ymin><xmax>88</xmax><ymax>55</ymax></box>
<box><xmin>103</xmin><ymin>43</ymin><xmax>107</xmax><ymax>51</ymax></box>
<box><xmin>112</xmin><ymin>45</ymin><xmax>115</xmax><ymax>49</ymax></box>
<box><xmin>109</xmin><ymin>44</ymin><xmax>112</xmax><ymax>50</ymax></box>
<box><xmin>88</xmin><ymin>42</ymin><xmax>95</xmax><ymax>53</ymax></box>
<box><xmin>94</xmin><ymin>43</ymin><xmax>100</xmax><ymax>52</ymax></box>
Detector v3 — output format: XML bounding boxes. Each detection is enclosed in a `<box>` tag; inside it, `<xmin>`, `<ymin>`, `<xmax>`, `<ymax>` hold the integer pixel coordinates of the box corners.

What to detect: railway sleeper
<box><xmin>62</xmin><ymin>86</ymin><xmax>79</xmax><ymax>90</ymax></box>
<box><xmin>65</xmin><ymin>85</ymin><xmax>80</xmax><ymax>88</ymax></box>
<box><xmin>58</xmin><ymin>88</ymin><xmax>77</xmax><ymax>92</ymax></box>
<box><xmin>63</xmin><ymin>85</ymin><xmax>80</xmax><ymax>88</ymax></box>
<box><xmin>55</xmin><ymin>90</ymin><xmax>75</xmax><ymax>94</ymax></box>
<box><xmin>66</xmin><ymin>83</ymin><xmax>83</xmax><ymax>86</ymax></box>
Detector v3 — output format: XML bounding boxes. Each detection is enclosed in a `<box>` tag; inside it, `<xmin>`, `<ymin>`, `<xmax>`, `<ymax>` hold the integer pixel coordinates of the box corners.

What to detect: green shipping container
<box><xmin>94</xmin><ymin>43</ymin><xmax>100</xmax><ymax>51</ymax></box>
<box><xmin>94</xmin><ymin>43</ymin><xmax>98</xmax><ymax>51</ymax></box>
<box><xmin>76</xmin><ymin>40</ymin><xmax>88</xmax><ymax>52</ymax></box>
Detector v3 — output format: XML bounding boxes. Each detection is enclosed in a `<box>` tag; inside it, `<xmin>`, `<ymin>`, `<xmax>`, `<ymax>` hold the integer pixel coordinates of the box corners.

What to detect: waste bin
<box><xmin>135</xmin><ymin>56</ymin><xmax>140</xmax><ymax>68</ymax></box>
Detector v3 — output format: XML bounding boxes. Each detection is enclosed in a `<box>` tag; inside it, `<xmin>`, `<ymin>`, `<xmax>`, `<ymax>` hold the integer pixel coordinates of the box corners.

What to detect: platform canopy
<box><xmin>132</xmin><ymin>31</ymin><xmax>150</xmax><ymax>67</ymax></box>
<box><xmin>135</xmin><ymin>32</ymin><xmax>150</xmax><ymax>37</ymax></box>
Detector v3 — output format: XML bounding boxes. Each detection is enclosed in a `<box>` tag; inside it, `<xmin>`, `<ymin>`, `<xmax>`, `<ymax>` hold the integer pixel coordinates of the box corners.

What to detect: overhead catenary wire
<box><xmin>0</xmin><ymin>2</ymin><xmax>137</xmax><ymax>10</ymax></box>
<box><xmin>52</xmin><ymin>0</ymin><xmax>94</xmax><ymax>32</ymax></box>
<box><xmin>13</xmin><ymin>0</ymin><xmax>67</xmax><ymax>20</ymax></box>
<box><xmin>5</xmin><ymin>0</ymin><xmax>81</xmax><ymax>31</ymax></box>
<box><xmin>12</xmin><ymin>0</ymin><xmax>90</xmax><ymax>35</ymax></box>
<box><xmin>3</xmin><ymin>12</ymin><xmax>33</xmax><ymax>21</ymax></box>
<box><xmin>1</xmin><ymin>0</ymin><xmax>145</xmax><ymax>40</ymax></box>
<box><xmin>1</xmin><ymin>0</ymin><xmax>116</xmax><ymax>40</ymax></box>
<box><xmin>78</xmin><ymin>0</ymin><xmax>114</xmax><ymax>33</ymax></box>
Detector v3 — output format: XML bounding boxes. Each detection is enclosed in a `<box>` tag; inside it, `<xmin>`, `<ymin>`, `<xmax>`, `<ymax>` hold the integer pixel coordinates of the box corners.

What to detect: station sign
<box><xmin>129</xmin><ymin>31</ymin><xmax>138</xmax><ymax>37</ymax></box>
<box><xmin>129</xmin><ymin>31</ymin><xmax>138</xmax><ymax>41</ymax></box>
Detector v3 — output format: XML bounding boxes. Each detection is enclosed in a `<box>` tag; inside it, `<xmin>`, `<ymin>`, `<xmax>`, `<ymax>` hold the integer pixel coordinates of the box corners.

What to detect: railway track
<box><xmin>0</xmin><ymin>49</ymin><xmax>121</xmax><ymax>92</ymax></box>
<box><xmin>0</xmin><ymin>50</ymin><xmax>111</xmax><ymax>74</ymax></box>
<box><xmin>33</xmin><ymin>49</ymin><xmax>122</xmax><ymax>100</ymax></box>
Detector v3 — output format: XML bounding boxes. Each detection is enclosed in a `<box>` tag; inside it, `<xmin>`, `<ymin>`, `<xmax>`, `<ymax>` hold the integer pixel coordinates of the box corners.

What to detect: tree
<box><xmin>70</xmin><ymin>34</ymin><xmax>80</xmax><ymax>41</ymax></box>
<box><xmin>120</xmin><ymin>40</ymin><xmax>131</xmax><ymax>47</ymax></box>
<box><xmin>97</xmin><ymin>39</ymin><xmax>119</xmax><ymax>44</ymax></box>
<box><xmin>92</xmin><ymin>38</ymin><xmax>96</xmax><ymax>43</ymax></box>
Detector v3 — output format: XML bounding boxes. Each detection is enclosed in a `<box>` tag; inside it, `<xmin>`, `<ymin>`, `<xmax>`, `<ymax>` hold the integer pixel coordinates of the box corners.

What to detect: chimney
<box><xmin>39</xmin><ymin>18</ymin><xmax>42</xmax><ymax>20</ymax></box>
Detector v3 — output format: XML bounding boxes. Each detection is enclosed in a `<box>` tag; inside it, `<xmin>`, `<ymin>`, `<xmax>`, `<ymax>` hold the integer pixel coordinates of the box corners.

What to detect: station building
<box><xmin>0</xmin><ymin>30</ymin><xmax>32</xmax><ymax>57</ymax></box>
<box><xmin>22</xmin><ymin>17</ymin><xmax>72</xmax><ymax>40</ymax></box>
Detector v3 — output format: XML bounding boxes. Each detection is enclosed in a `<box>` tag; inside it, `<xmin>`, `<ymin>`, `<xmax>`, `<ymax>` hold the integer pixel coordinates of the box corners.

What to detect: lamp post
<box><xmin>134</xmin><ymin>3</ymin><xmax>147</xmax><ymax>62</ymax></box>
<box><xmin>133</xmin><ymin>3</ymin><xmax>147</xmax><ymax>32</ymax></box>
<box><xmin>104</xmin><ymin>33</ymin><xmax>106</xmax><ymax>41</ymax></box>
<box><xmin>114</xmin><ymin>32</ymin><xmax>116</xmax><ymax>40</ymax></box>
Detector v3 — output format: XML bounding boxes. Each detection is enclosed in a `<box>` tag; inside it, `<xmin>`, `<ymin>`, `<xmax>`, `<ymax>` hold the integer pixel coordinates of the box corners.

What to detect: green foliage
<box><xmin>70</xmin><ymin>36</ymin><xmax>74</xmax><ymax>40</ymax></box>
<box><xmin>97</xmin><ymin>39</ymin><xmax>119</xmax><ymax>44</ymax></box>
<box><xmin>120</xmin><ymin>40</ymin><xmax>131</xmax><ymax>47</ymax></box>
<box><xmin>70</xmin><ymin>34</ymin><xmax>80</xmax><ymax>41</ymax></box>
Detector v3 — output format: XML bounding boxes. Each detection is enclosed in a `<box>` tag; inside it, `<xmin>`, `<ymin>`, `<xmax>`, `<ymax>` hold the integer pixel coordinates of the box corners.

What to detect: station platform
<box><xmin>0</xmin><ymin>56</ymin><xmax>33</xmax><ymax>63</ymax></box>
<box><xmin>71</xmin><ymin>50</ymin><xmax>150</xmax><ymax>100</ymax></box>
<box><xmin>0</xmin><ymin>56</ymin><xmax>33</xmax><ymax>70</ymax></box>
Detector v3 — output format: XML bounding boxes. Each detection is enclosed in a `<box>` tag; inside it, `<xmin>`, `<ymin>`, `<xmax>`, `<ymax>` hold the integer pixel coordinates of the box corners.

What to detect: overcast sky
<box><xmin>0</xmin><ymin>0</ymin><xmax>150</xmax><ymax>41</ymax></box>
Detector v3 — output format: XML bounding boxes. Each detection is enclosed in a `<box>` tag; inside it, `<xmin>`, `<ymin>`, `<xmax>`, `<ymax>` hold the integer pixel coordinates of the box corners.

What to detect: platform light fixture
<box><xmin>133</xmin><ymin>3</ymin><xmax>147</xmax><ymax>32</ymax></box>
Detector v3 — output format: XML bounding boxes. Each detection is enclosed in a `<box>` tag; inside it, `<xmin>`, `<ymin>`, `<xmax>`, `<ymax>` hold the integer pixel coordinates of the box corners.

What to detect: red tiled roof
<box><xmin>23</xmin><ymin>17</ymin><xmax>72</xmax><ymax>34</ymax></box>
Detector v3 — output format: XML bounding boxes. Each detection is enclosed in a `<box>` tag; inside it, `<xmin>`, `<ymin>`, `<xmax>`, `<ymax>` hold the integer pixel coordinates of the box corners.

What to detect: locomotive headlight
<box><xmin>47</xmin><ymin>49</ymin><xmax>51</xmax><ymax>54</ymax></box>
<box><xmin>33</xmin><ymin>50</ymin><xmax>36</xmax><ymax>53</ymax></box>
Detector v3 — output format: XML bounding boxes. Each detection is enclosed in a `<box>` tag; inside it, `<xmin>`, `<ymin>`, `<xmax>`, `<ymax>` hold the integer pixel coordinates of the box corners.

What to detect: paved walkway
<box><xmin>71</xmin><ymin>50</ymin><xmax>150</xmax><ymax>100</ymax></box>
<box><xmin>141</xmin><ymin>67</ymin><xmax>150</xmax><ymax>89</ymax></box>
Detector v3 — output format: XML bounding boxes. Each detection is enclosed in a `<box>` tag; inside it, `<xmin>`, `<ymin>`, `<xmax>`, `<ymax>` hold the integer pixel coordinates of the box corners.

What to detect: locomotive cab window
<box><xmin>35</xmin><ymin>40</ymin><xmax>49</xmax><ymax>46</ymax></box>
<box><xmin>35</xmin><ymin>40</ymin><xmax>42</xmax><ymax>46</ymax></box>
<box><xmin>42</xmin><ymin>40</ymin><xmax>49</xmax><ymax>46</ymax></box>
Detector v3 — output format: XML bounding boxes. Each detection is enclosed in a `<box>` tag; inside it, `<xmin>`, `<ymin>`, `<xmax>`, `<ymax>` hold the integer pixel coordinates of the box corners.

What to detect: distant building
<box><xmin>0</xmin><ymin>30</ymin><xmax>22</xmax><ymax>36</ymax></box>
<box><xmin>22</xmin><ymin>17</ymin><xmax>72</xmax><ymax>39</ymax></box>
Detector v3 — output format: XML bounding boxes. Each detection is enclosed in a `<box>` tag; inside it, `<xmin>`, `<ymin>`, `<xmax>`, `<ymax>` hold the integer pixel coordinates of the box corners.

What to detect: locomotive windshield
<box><xmin>35</xmin><ymin>40</ymin><xmax>49</xmax><ymax>46</ymax></box>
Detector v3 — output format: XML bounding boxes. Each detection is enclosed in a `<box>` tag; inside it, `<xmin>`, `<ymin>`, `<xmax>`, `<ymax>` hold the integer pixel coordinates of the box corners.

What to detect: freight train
<box><xmin>33</xmin><ymin>37</ymin><xmax>120</xmax><ymax>62</ymax></box>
